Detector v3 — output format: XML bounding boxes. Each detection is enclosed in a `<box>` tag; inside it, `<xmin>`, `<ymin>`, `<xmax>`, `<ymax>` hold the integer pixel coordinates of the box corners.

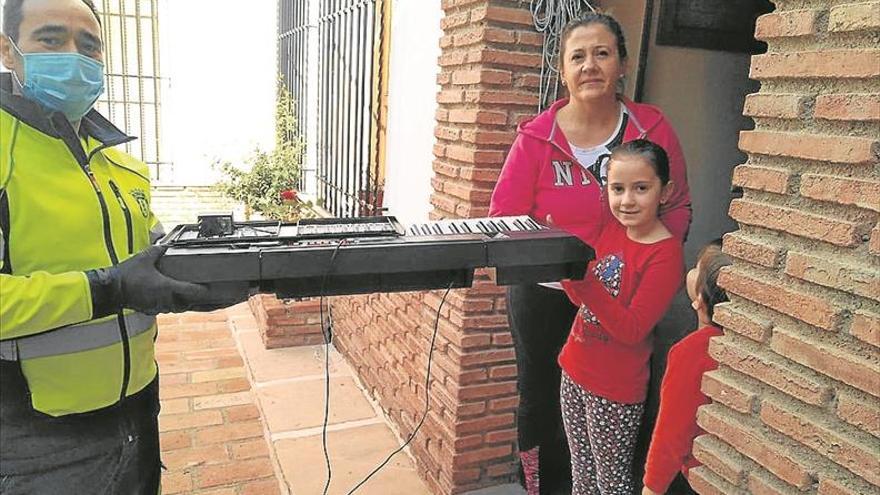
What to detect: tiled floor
<box><xmin>158</xmin><ymin>305</ymin><xmax>527</xmax><ymax>495</ymax></box>
<box><xmin>156</xmin><ymin>310</ymin><xmax>278</xmax><ymax>495</ymax></box>
<box><xmin>224</xmin><ymin>303</ymin><xmax>432</xmax><ymax>495</ymax></box>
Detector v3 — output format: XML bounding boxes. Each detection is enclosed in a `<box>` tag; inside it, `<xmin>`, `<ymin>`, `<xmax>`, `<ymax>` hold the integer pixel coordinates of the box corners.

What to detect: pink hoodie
<box><xmin>489</xmin><ymin>98</ymin><xmax>691</xmax><ymax>245</ymax></box>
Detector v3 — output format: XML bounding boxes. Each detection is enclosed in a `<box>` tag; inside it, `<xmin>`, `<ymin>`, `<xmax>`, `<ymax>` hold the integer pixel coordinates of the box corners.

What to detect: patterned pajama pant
<box><xmin>560</xmin><ymin>372</ymin><xmax>645</xmax><ymax>495</ymax></box>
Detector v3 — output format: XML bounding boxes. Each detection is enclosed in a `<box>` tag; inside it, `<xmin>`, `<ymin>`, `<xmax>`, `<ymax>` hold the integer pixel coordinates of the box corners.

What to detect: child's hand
<box><xmin>545</xmin><ymin>214</ymin><xmax>555</xmax><ymax>226</ymax></box>
<box><xmin>642</xmin><ymin>487</ymin><xmax>662</xmax><ymax>495</ymax></box>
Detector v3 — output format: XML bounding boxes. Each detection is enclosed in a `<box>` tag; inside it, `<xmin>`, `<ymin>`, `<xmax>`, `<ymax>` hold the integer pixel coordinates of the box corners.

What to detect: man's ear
<box><xmin>0</xmin><ymin>35</ymin><xmax>20</xmax><ymax>74</ymax></box>
<box><xmin>660</xmin><ymin>180</ymin><xmax>675</xmax><ymax>206</ymax></box>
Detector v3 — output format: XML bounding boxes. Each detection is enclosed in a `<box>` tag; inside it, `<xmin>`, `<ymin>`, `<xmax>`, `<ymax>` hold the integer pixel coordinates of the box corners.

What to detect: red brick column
<box><xmin>689</xmin><ymin>3</ymin><xmax>880</xmax><ymax>494</ymax></box>
<box><xmin>249</xmin><ymin>295</ymin><xmax>325</xmax><ymax>348</ymax></box>
<box><xmin>331</xmin><ymin>1</ymin><xmax>545</xmax><ymax>493</ymax></box>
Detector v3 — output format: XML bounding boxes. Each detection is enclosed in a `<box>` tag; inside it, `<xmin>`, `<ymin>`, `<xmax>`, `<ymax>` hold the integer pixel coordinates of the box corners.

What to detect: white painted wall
<box><xmin>380</xmin><ymin>0</ymin><xmax>443</xmax><ymax>227</ymax></box>
<box><xmin>160</xmin><ymin>0</ymin><xmax>276</xmax><ymax>185</ymax></box>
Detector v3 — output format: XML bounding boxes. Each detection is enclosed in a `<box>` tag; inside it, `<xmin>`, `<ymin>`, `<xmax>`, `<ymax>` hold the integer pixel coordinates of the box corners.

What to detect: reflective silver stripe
<box><xmin>0</xmin><ymin>312</ymin><xmax>156</xmax><ymax>361</ymax></box>
<box><xmin>0</xmin><ymin>340</ymin><xmax>18</xmax><ymax>360</ymax></box>
<box><xmin>150</xmin><ymin>221</ymin><xmax>166</xmax><ymax>244</ymax></box>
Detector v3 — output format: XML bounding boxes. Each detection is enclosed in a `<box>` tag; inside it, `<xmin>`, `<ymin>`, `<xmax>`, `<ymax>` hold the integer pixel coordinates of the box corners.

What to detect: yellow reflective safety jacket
<box><xmin>0</xmin><ymin>74</ymin><xmax>163</xmax><ymax>416</ymax></box>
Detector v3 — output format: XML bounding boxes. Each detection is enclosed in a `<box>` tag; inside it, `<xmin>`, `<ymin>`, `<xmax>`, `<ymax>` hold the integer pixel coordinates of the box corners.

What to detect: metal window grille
<box><xmin>320</xmin><ymin>0</ymin><xmax>383</xmax><ymax>217</ymax></box>
<box><xmin>277</xmin><ymin>0</ymin><xmax>383</xmax><ymax>218</ymax></box>
<box><xmin>94</xmin><ymin>0</ymin><xmax>168</xmax><ymax>180</ymax></box>
<box><xmin>278</xmin><ymin>0</ymin><xmax>310</xmax><ymax>190</ymax></box>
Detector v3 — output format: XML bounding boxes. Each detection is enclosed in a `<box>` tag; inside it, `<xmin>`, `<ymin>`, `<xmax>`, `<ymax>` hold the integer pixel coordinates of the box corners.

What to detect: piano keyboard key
<box><xmin>407</xmin><ymin>216</ymin><xmax>545</xmax><ymax>237</ymax></box>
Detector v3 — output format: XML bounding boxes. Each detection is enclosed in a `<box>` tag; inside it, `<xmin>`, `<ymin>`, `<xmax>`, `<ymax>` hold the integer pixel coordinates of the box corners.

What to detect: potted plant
<box><xmin>215</xmin><ymin>79</ymin><xmax>312</xmax><ymax>222</ymax></box>
<box><xmin>215</xmin><ymin>79</ymin><xmax>323</xmax><ymax>349</ymax></box>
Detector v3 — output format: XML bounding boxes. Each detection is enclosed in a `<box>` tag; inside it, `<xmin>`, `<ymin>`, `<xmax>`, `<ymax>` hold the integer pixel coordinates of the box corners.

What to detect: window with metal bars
<box><xmin>278</xmin><ymin>0</ymin><xmax>311</xmax><ymax>192</ymax></box>
<box><xmin>278</xmin><ymin>0</ymin><xmax>386</xmax><ymax>218</ymax></box>
<box><xmin>94</xmin><ymin>0</ymin><xmax>168</xmax><ymax>181</ymax></box>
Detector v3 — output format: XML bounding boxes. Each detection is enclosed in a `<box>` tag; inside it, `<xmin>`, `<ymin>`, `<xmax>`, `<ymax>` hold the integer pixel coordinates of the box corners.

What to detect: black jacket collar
<box><xmin>0</xmin><ymin>72</ymin><xmax>136</xmax><ymax>148</ymax></box>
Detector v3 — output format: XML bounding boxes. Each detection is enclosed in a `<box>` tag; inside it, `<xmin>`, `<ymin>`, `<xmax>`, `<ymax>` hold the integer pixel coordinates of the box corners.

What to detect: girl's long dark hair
<box><xmin>610</xmin><ymin>139</ymin><xmax>671</xmax><ymax>185</ymax></box>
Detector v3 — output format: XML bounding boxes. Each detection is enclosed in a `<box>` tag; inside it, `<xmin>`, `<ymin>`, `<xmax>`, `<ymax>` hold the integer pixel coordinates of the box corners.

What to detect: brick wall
<box><xmin>151</xmin><ymin>185</ymin><xmax>247</xmax><ymax>230</ymax></box>
<box><xmin>690</xmin><ymin>2</ymin><xmax>880</xmax><ymax>494</ymax></box>
<box><xmin>248</xmin><ymin>295</ymin><xmax>325</xmax><ymax>348</ymax></box>
<box><xmin>330</xmin><ymin>1</ymin><xmax>542</xmax><ymax>493</ymax></box>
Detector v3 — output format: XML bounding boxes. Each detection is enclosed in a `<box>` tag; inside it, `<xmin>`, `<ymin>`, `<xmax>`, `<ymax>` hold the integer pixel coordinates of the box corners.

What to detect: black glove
<box><xmin>87</xmin><ymin>245</ymin><xmax>213</xmax><ymax>316</ymax></box>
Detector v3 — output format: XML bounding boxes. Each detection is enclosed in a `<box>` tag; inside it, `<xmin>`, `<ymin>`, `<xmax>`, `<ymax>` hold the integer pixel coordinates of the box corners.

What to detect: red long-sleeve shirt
<box><xmin>559</xmin><ymin>221</ymin><xmax>683</xmax><ymax>404</ymax></box>
<box><xmin>643</xmin><ymin>326</ymin><xmax>723</xmax><ymax>493</ymax></box>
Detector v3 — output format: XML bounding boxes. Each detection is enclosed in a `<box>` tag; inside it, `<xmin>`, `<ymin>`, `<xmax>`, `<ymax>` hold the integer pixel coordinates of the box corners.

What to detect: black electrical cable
<box><xmin>345</xmin><ymin>281</ymin><xmax>454</xmax><ymax>495</ymax></box>
<box><xmin>320</xmin><ymin>239</ymin><xmax>346</xmax><ymax>495</ymax></box>
<box><xmin>313</xmin><ymin>237</ymin><xmax>453</xmax><ymax>494</ymax></box>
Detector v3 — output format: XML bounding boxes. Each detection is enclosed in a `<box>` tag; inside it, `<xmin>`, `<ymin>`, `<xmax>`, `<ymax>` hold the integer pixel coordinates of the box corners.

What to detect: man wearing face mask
<box><xmin>0</xmin><ymin>0</ymin><xmax>237</xmax><ymax>493</ymax></box>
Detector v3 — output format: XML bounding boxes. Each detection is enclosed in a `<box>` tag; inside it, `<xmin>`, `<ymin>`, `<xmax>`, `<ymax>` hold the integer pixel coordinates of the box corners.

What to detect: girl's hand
<box><xmin>545</xmin><ymin>214</ymin><xmax>555</xmax><ymax>226</ymax></box>
<box><xmin>642</xmin><ymin>487</ymin><xmax>662</xmax><ymax>495</ymax></box>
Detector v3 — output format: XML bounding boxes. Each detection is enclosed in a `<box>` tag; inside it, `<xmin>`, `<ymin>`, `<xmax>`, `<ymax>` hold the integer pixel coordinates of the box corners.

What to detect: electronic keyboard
<box><xmin>156</xmin><ymin>215</ymin><xmax>594</xmax><ymax>302</ymax></box>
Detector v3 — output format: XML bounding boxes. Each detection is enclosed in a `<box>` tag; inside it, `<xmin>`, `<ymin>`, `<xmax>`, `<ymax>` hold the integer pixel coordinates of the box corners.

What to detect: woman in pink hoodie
<box><xmin>489</xmin><ymin>12</ymin><xmax>691</xmax><ymax>495</ymax></box>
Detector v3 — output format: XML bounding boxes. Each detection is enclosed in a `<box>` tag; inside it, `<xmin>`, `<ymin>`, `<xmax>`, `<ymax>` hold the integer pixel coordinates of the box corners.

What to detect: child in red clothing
<box><xmin>642</xmin><ymin>241</ymin><xmax>732</xmax><ymax>494</ymax></box>
<box><xmin>559</xmin><ymin>139</ymin><xmax>684</xmax><ymax>494</ymax></box>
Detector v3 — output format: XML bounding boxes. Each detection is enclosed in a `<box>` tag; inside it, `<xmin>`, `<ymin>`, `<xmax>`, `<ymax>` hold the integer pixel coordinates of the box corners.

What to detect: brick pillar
<box><xmin>689</xmin><ymin>3</ymin><xmax>880</xmax><ymax>494</ymax></box>
<box><xmin>331</xmin><ymin>1</ymin><xmax>544</xmax><ymax>493</ymax></box>
<box><xmin>248</xmin><ymin>295</ymin><xmax>325</xmax><ymax>348</ymax></box>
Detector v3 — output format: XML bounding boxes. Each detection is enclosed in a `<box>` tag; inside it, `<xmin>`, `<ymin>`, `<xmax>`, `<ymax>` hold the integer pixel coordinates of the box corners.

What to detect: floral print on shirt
<box><xmin>576</xmin><ymin>253</ymin><xmax>625</xmax><ymax>343</ymax></box>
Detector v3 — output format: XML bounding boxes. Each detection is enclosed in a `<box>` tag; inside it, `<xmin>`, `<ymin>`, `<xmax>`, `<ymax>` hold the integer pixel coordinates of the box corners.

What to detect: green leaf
<box><xmin>215</xmin><ymin>77</ymin><xmax>310</xmax><ymax>221</ymax></box>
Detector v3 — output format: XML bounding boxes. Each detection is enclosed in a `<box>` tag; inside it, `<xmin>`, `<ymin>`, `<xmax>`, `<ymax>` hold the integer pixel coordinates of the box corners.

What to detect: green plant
<box><xmin>215</xmin><ymin>79</ymin><xmax>312</xmax><ymax>221</ymax></box>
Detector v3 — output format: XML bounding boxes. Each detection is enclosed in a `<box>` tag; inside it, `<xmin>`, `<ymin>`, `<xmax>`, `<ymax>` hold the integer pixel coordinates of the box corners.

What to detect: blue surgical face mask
<box><xmin>10</xmin><ymin>41</ymin><xmax>105</xmax><ymax>121</ymax></box>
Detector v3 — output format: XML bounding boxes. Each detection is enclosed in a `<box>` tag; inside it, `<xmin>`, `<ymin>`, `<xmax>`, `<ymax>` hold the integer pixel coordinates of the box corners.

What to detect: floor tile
<box><xmin>239</xmin><ymin>331</ymin><xmax>349</xmax><ymax>383</ymax></box>
<box><xmin>274</xmin><ymin>424</ymin><xmax>429</xmax><ymax>495</ymax></box>
<box><xmin>256</xmin><ymin>376</ymin><xmax>376</xmax><ymax>433</ymax></box>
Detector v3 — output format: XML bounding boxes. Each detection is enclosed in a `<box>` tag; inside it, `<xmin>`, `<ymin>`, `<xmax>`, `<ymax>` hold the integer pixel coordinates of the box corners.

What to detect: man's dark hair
<box><xmin>3</xmin><ymin>0</ymin><xmax>102</xmax><ymax>42</ymax></box>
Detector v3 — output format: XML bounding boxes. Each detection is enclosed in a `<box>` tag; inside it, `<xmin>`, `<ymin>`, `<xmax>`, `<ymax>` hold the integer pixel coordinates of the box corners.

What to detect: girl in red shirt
<box><xmin>642</xmin><ymin>242</ymin><xmax>732</xmax><ymax>494</ymax></box>
<box><xmin>560</xmin><ymin>139</ymin><xmax>684</xmax><ymax>494</ymax></box>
